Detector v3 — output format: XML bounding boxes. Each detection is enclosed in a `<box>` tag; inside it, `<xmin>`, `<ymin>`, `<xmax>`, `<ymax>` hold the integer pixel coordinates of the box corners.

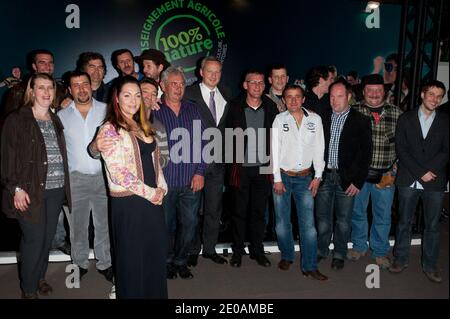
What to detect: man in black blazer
<box><xmin>225</xmin><ymin>70</ymin><xmax>279</xmax><ymax>268</ymax></box>
<box><xmin>390</xmin><ymin>80</ymin><xmax>449</xmax><ymax>283</ymax></box>
<box><xmin>315</xmin><ymin>80</ymin><xmax>372</xmax><ymax>270</ymax></box>
<box><xmin>184</xmin><ymin>57</ymin><xmax>231</xmax><ymax>266</ymax></box>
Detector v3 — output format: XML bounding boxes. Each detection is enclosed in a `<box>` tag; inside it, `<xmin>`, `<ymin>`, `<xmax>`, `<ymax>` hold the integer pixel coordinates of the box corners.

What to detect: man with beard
<box><xmin>347</xmin><ymin>74</ymin><xmax>402</xmax><ymax>269</ymax></box>
<box><xmin>57</xmin><ymin>71</ymin><xmax>113</xmax><ymax>282</ymax></box>
<box><xmin>76</xmin><ymin>52</ymin><xmax>110</xmax><ymax>103</ymax></box>
<box><xmin>109</xmin><ymin>49</ymin><xmax>143</xmax><ymax>83</ymax></box>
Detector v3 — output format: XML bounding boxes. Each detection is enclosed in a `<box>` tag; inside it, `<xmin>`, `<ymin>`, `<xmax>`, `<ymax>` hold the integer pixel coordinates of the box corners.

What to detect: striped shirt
<box><xmin>328</xmin><ymin>108</ymin><xmax>350</xmax><ymax>169</ymax></box>
<box><xmin>153</xmin><ymin>99</ymin><xmax>206</xmax><ymax>188</ymax></box>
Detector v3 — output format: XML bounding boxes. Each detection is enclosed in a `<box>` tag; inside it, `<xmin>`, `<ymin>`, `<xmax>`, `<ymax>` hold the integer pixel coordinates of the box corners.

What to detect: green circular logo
<box><xmin>140</xmin><ymin>1</ymin><xmax>228</xmax><ymax>81</ymax></box>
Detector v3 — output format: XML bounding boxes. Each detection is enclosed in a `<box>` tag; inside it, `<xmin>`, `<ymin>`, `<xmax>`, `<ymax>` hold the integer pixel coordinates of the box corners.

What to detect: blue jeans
<box><xmin>393</xmin><ymin>187</ymin><xmax>444</xmax><ymax>272</ymax></box>
<box><xmin>315</xmin><ymin>171</ymin><xmax>355</xmax><ymax>260</ymax></box>
<box><xmin>273</xmin><ymin>173</ymin><xmax>317</xmax><ymax>271</ymax></box>
<box><xmin>163</xmin><ymin>186</ymin><xmax>201</xmax><ymax>266</ymax></box>
<box><xmin>351</xmin><ymin>182</ymin><xmax>395</xmax><ymax>257</ymax></box>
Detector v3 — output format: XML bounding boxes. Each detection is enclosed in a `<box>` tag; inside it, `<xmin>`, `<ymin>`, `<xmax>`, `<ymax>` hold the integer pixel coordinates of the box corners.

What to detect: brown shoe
<box><xmin>278</xmin><ymin>259</ymin><xmax>292</xmax><ymax>271</ymax></box>
<box><xmin>302</xmin><ymin>269</ymin><xmax>328</xmax><ymax>281</ymax></box>
<box><xmin>389</xmin><ymin>262</ymin><xmax>408</xmax><ymax>274</ymax></box>
<box><xmin>38</xmin><ymin>279</ymin><xmax>53</xmax><ymax>296</ymax></box>
<box><xmin>21</xmin><ymin>292</ymin><xmax>39</xmax><ymax>299</ymax></box>
<box><xmin>424</xmin><ymin>271</ymin><xmax>442</xmax><ymax>283</ymax></box>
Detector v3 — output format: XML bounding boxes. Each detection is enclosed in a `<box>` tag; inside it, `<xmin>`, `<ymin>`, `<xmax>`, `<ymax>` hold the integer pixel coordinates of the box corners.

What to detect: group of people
<box><xmin>0</xmin><ymin>47</ymin><xmax>448</xmax><ymax>299</ymax></box>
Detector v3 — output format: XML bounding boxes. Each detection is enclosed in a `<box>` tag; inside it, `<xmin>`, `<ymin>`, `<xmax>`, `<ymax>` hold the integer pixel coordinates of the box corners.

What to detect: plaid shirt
<box><xmin>353</xmin><ymin>102</ymin><xmax>402</xmax><ymax>169</ymax></box>
<box><xmin>328</xmin><ymin>108</ymin><xmax>350</xmax><ymax>168</ymax></box>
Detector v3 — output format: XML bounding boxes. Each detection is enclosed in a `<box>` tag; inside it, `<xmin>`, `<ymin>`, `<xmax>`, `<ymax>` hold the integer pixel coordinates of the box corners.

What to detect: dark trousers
<box><xmin>231</xmin><ymin>166</ymin><xmax>270</xmax><ymax>256</ymax></box>
<box><xmin>18</xmin><ymin>188</ymin><xmax>65</xmax><ymax>294</ymax></box>
<box><xmin>190</xmin><ymin>164</ymin><xmax>225</xmax><ymax>255</ymax></box>
<box><xmin>393</xmin><ymin>186</ymin><xmax>444</xmax><ymax>272</ymax></box>
<box><xmin>164</xmin><ymin>186</ymin><xmax>201</xmax><ymax>266</ymax></box>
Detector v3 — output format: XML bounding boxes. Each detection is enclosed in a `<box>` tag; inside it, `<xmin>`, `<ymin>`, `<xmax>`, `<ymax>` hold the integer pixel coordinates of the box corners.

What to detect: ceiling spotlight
<box><xmin>366</xmin><ymin>1</ymin><xmax>380</xmax><ymax>10</ymax></box>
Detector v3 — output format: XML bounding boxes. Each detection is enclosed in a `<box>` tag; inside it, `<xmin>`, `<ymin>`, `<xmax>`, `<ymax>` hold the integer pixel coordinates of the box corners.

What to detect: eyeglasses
<box><xmin>246</xmin><ymin>80</ymin><xmax>265</xmax><ymax>86</ymax></box>
<box><xmin>384</xmin><ymin>63</ymin><xmax>397</xmax><ymax>72</ymax></box>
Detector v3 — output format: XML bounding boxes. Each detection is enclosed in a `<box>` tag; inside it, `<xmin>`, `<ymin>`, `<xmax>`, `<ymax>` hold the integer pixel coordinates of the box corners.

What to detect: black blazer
<box><xmin>395</xmin><ymin>108</ymin><xmax>449</xmax><ymax>191</ymax></box>
<box><xmin>321</xmin><ymin>107</ymin><xmax>372</xmax><ymax>190</ymax></box>
<box><xmin>184</xmin><ymin>83</ymin><xmax>232</xmax><ymax>170</ymax></box>
<box><xmin>184</xmin><ymin>83</ymin><xmax>232</xmax><ymax>132</ymax></box>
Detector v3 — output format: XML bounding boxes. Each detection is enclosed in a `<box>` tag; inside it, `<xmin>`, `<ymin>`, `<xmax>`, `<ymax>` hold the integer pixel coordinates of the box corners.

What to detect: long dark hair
<box><xmin>105</xmin><ymin>75</ymin><xmax>154</xmax><ymax>136</ymax></box>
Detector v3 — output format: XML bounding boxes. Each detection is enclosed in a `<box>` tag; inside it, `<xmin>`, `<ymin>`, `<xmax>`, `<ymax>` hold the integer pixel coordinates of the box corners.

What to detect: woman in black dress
<box><xmin>98</xmin><ymin>75</ymin><xmax>168</xmax><ymax>299</ymax></box>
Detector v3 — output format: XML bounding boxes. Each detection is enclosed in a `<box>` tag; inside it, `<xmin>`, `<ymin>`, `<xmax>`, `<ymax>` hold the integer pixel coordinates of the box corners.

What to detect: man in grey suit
<box><xmin>184</xmin><ymin>56</ymin><xmax>231</xmax><ymax>266</ymax></box>
<box><xmin>390</xmin><ymin>80</ymin><xmax>448</xmax><ymax>283</ymax></box>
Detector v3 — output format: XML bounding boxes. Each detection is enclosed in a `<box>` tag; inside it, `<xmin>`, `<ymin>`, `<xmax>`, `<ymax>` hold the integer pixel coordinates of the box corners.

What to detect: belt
<box><xmin>281</xmin><ymin>168</ymin><xmax>311</xmax><ymax>177</ymax></box>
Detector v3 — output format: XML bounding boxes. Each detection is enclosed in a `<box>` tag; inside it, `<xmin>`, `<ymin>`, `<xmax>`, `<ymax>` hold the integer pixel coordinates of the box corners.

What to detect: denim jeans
<box><xmin>315</xmin><ymin>171</ymin><xmax>355</xmax><ymax>260</ymax></box>
<box><xmin>273</xmin><ymin>173</ymin><xmax>317</xmax><ymax>271</ymax></box>
<box><xmin>351</xmin><ymin>181</ymin><xmax>395</xmax><ymax>257</ymax></box>
<box><xmin>393</xmin><ymin>187</ymin><xmax>444</xmax><ymax>272</ymax></box>
<box><xmin>163</xmin><ymin>186</ymin><xmax>201</xmax><ymax>266</ymax></box>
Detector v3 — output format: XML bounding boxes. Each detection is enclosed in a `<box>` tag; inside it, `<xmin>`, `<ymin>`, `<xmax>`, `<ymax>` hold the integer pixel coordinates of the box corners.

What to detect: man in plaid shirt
<box><xmin>347</xmin><ymin>74</ymin><xmax>402</xmax><ymax>269</ymax></box>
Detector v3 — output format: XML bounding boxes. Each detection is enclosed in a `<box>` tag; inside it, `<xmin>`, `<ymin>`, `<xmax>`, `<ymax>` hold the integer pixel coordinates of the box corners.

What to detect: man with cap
<box><xmin>135</xmin><ymin>49</ymin><xmax>170</xmax><ymax>98</ymax></box>
<box><xmin>347</xmin><ymin>74</ymin><xmax>402</xmax><ymax>269</ymax></box>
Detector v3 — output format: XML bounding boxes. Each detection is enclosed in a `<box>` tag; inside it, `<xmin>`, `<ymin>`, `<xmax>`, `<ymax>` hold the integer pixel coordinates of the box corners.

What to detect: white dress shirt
<box><xmin>57</xmin><ymin>98</ymin><xmax>107</xmax><ymax>175</ymax></box>
<box><xmin>199</xmin><ymin>82</ymin><xmax>227</xmax><ymax>125</ymax></box>
<box><xmin>410</xmin><ymin>108</ymin><xmax>437</xmax><ymax>190</ymax></box>
<box><xmin>272</xmin><ymin>109</ymin><xmax>325</xmax><ymax>182</ymax></box>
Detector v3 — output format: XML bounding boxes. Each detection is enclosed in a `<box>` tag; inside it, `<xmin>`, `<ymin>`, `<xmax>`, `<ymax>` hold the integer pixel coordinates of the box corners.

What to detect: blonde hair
<box><xmin>23</xmin><ymin>73</ymin><xmax>56</xmax><ymax>108</ymax></box>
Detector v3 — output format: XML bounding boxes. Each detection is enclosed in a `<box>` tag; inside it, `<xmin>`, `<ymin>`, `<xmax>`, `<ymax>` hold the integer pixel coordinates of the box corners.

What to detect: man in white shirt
<box><xmin>58</xmin><ymin>71</ymin><xmax>112</xmax><ymax>282</ymax></box>
<box><xmin>272</xmin><ymin>84</ymin><xmax>327</xmax><ymax>280</ymax></box>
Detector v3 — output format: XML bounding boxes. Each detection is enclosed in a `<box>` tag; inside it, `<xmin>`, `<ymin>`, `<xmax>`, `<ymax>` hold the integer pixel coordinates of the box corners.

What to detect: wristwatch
<box><xmin>14</xmin><ymin>187</ymin><xmax>23</xmax><ymax>193</ymax></box>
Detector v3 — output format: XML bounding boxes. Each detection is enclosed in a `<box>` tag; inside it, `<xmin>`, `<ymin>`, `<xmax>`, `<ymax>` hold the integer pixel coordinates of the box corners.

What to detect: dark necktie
<box><xmin>209</xmin><ymin>90</ymin><xmax>217</xmax><ymax>124</ymax></box>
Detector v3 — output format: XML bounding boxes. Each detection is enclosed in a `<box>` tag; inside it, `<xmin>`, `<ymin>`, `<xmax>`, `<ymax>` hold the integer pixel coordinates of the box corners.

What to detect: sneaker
<box><xmin>423</xmin><ymin>271</ymin><xmax>442</xmax><ymax>283</ymax></box>
<box><xmin>375</xmin><ymin>256</ymin><xmax>391</xmax><ymax>269</ymax></box>
<box><xmin>108</xmin><ymin>285</ymin><xmax>116</xmax><ymax>299</ymax></box>
<box><xmin>346</xmin><ymin>249</ymin><xmax>366</xmax><ymax>261</ymax></box>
